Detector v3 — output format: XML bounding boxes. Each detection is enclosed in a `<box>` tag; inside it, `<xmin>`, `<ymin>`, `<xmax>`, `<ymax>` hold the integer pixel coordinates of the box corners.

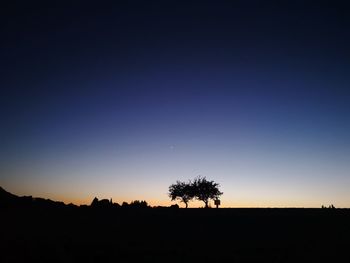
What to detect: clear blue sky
<box><xmin>1</xmin><ymin>1</ymin><xmax>350</xmax><ymax>207</ymax></box>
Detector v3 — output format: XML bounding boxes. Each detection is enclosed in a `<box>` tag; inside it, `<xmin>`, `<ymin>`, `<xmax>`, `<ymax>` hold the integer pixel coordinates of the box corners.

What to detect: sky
<box><xmin>1</xmin><ymin>1</ymin><xmax>350</xmax><ymax>207</ymax></box>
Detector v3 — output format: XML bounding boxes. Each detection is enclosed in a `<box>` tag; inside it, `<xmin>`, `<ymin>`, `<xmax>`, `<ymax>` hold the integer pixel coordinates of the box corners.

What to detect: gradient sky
<box><xmin>1</xmin><ymin>1</ymin><xmax>350</xmax><ymax>207</ymax></box>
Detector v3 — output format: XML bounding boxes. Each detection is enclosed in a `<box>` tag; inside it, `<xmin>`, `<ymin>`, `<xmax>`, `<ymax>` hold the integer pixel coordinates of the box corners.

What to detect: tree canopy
<box><xmin>192</xmin><ymin>176</ymin><xmax>223</xmax><ymax>208</ymax></box>
<box><xmin>168</xmin><ymin>176</ymin><xmax>222</xmax><ymax>208</ymax></box>
<box><xmin>168</xmin><ymin>180</ymin><xmax>193</xmax><ymax>208</ymax></box>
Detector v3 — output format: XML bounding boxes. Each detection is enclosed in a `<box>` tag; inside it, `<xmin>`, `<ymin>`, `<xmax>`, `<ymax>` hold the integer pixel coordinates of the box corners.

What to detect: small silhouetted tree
<box><xmin>168</xmin><ymin>180</ymin><xmax>193</xmax><ymax>208</ymax></box>
<box><xmin>130</xmin><ymin>200</ymin><xmax>149</xmax><ymax>208</ymax></box>
<box><xmin>91</xmin><ymin>197</ymin><xmax>99</xmax><ymax>207</ymax></box>
<box><xmin>192</xmin><ymin>176</ymin><xmax>223</xmax><ymax>208</ymax></box>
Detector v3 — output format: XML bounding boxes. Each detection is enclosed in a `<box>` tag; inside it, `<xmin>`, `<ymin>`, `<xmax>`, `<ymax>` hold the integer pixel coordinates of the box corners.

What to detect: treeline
<box><xmin>0</xmin><ymin>186</ymin><xmax>158</xmax><ymax>210</ymax></box>
<box><xmin>89</xmin><ymin>197</ymin><xmax>150</xmax><ymax>209</ymax></box>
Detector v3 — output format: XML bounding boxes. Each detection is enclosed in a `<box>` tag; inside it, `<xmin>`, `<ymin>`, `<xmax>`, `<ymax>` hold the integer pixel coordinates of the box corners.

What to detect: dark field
<box><xmin>1</xmin><ymin>206</ymin><xmax>349</xmax><ymax>263</ymax></box>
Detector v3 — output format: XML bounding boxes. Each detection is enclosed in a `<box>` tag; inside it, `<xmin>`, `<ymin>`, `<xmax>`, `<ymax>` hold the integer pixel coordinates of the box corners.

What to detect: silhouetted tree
<box><xmin>90</xmin><ymin>197</ymin><xmax>113</xmax><ymax>208</ymax></box>
<box><xmin>168</xmin><ymin>180</ymin><xmax>193</xmax><ymax>208</ymax></box>
<box><xmin>192</xmin><ymin>176</ymin><xmax>222</xmax><ymax>208</ymax></box>
<box><xmin>91</xmin><ymin>197</ymin><xmax>99</xmax><ymax>207</ymax></box>
<box><xmin>130</xmin><ymin>200</ymin><xmax>149</xmax><ymax>208</ymax></box>
<box><xmin>112</xmin><ymin>202</ymin><xmax>120</xmax><ymax>208</ymax></box>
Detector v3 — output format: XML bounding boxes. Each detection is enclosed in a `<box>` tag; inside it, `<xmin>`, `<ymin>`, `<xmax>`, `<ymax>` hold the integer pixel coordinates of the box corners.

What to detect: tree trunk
<box><xmin>185</xmin><ymin>202</ymin><xmax>188</xmax><ymax>208</ymax></box>
<box><xmin>204</xmin><ymin>201</ymin><xmax>208</xmax><ymax>208</ymax></box>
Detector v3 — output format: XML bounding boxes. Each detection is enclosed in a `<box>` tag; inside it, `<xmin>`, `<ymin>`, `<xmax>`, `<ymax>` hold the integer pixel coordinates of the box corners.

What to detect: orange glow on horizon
<box><xmin>4</xmin><ymin>184</ymin><xmax>349</xmax><ymax>208</ymax></box>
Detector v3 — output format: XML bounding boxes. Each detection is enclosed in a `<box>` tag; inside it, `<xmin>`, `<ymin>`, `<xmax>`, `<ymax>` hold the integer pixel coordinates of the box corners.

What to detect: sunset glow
<box><xmin>1</xmin><ymin>2</ymin><xmax>349</xmax><ymax>208</ymax></box>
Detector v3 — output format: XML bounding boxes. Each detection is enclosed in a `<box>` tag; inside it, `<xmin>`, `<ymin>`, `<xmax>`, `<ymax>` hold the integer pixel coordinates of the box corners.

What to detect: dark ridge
<box><xmin>0</xmin><ymin>186</ymin><xmax>70</xmax><ymax>209</ymax></box>
<box><xmin>0</xmin><ymin>186</ymin><xmax>18</xmax><ymax>199</ymax></box>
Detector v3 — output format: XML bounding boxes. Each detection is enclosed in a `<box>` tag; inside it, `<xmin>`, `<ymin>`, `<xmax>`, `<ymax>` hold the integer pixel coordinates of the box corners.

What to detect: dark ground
<box><xmin>1</xmin><ymin>205</ymin><xmax>349</xmax><ymax>263</ymax></box>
